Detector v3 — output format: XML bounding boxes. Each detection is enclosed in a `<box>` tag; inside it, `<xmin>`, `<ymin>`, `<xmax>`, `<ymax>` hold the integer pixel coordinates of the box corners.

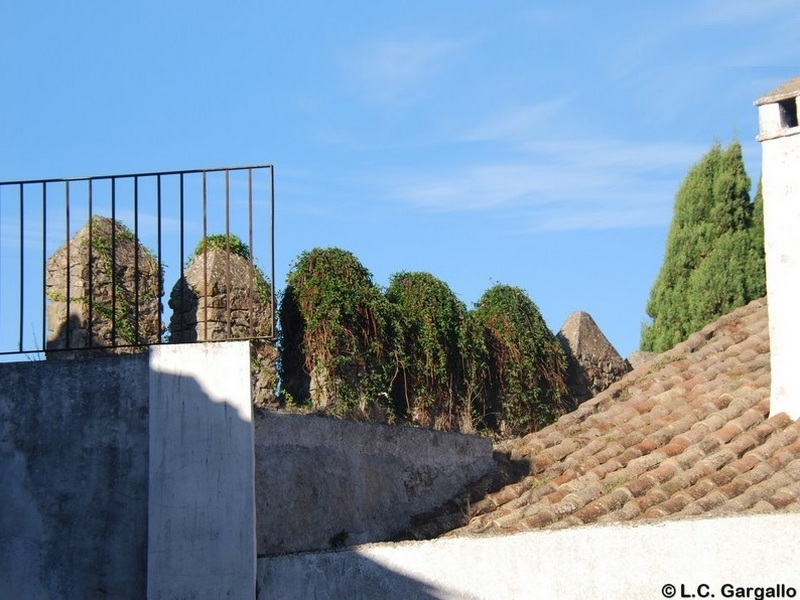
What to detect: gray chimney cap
<box><xmin>755</xmin><ymin>76</ymin><xmax>800</xmax><ymax>106</ymax></box>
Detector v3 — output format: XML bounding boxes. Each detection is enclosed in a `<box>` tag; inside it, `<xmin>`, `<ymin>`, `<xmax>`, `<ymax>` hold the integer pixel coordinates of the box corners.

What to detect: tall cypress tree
<box><xmin>641</xmin><ymin>141</ymin><xmax>765</xmax><ymax>352</ymax></box>
<box><xmin>748</xmin><ymin>180</ymin><xmax>767</xmax><ymax>299</ymax></box>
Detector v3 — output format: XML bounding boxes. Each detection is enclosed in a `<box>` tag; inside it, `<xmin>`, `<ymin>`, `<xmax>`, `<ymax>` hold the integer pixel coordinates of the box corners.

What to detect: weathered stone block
<box><xmin>557</xmin><ymin>311</ymin><xmax>630</xmax><ymax>404</ymax></box>
<box><xmin>168</xmin><ymin>246</ymin><xmax>278</xmax><ymax>407</ymax></box>
<box><xmin>45</xmin><ymin>216</ymin><xmax>162</xmax><ymax>357</ymax></box>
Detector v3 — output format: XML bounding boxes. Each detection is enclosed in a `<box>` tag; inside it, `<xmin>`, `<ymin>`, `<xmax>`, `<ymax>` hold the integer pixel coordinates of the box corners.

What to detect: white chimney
<box><xmin>756</xmin><ymin>76</ymin><xmax>800</xmax><ymax>420</ymax></box>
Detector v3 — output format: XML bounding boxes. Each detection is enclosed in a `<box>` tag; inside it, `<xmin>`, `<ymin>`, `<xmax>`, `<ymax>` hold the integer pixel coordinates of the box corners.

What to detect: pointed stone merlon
<box><xmin>756</xmin><ymin>75</ymin><xmax>800</xmax><ymax>420</ymax></box>
<box><xmin>556</xmin><ymin>311</ymin><xmax>630</xmax><ymax>405</ymax></box>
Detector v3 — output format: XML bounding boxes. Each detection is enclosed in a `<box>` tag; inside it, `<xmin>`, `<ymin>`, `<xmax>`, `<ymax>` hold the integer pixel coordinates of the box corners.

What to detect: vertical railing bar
<box><xmin>0</xmin><ymin>164</ymin><xmax>274</xmax><ymax>356</ymax></box>
<box><xmin>41</xmin><ymin>182</ymin><xmax>47</xmax><ymax>353</ymax></box>
<box><xmin>248</xmin><ymin>168</ymin><xmax>254</xmax><ymax>337</ymax></box>
<box><xmin>157</xmin><ymin>174</ymin><xmax>163</xmax><ymax>344</ymax></box>
<box><xmin>133</xmin><ymin>176</ymin><xmax>140</xmax><ymax>343</ymax></box>
<box><xmin>202</xmin><ymin>171</ymin><xmax>208</xmax><ymax>342</ymax></box>
<box><xmin>179</xmin><ymin>173</ymin><xmax>185</xmax><ymax>335</ymax></box>
<box><xmin>87</xmin><ymin>180</ymin><xmax>94</xmax><ymax>348</ymax></box>
<box><xmin>225</xmin><ymin>170</ymin><xmax>232</xmax><ymax>338</ymax></box>
<box><xmin>65</xmin><ymin>181</ymin><xmax>71</xmax><ymax>349</ymax></box>
<box><xmin>270</xmin><ymin>166</ymin><xmax>276</xmax><ymax>339</ymax></box>
<box><xmin>0</xmin><ymin>186</ymin><xmax>2</xmax><ymax>350</ymax></box>
<box><xmin>18</xmin><ymin>184</ymin><xmax>24</xmax><ymax>351</ymax></box>
<box><xmin>111</xmin><ymin>177</ymin><xmax>117</xmax><ymax>348</ymax></box>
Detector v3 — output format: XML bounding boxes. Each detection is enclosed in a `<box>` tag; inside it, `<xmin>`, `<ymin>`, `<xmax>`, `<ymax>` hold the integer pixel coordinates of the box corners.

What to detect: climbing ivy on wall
<box><xmin>386</xmin><ymin>271</ymin><xmax>468</xmax><ymax>430</ymax></box>
<box><xmin>468</xmin><ymin>284</ymin><xmax>569</xmax><ymax>436</ymax></box>
<box><xmin>276</xmin><ymin>247</ymin><xmax>571</xmax><ymax>438</ymax></box>
<box><xmin>77</xmin><ymin>216</ymin><xmax>161</xmax><ymax>347</ymax></box>
<box><xmin>278</xmin><ymin>247</ymin><xmax>399</xmax><ymax>420</ymax></box>
<box><xmin>192</xmin><ymin>233</ymin><xmax>251</xmax><ymax>261</ymax></box>
<box><xmin>191</xmin><ymin>233</ymin><xmax>273</xmax><ymax>310</ymax></box>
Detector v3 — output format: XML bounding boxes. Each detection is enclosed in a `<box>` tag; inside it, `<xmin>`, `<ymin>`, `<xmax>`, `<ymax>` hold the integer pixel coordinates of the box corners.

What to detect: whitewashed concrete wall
<box><xmin>759</xmin><ymin>96</ymin><xmax>800</xmax><ymax>420</ymax></box>
<box><xmin>258</xmin><ymin>512</ymin><xmax>800</xmax><ymax>600</ymax></box>
<box><xmin>148</xmin><ymin>342</ymin><xmax>255</xmax><ymax>600</ymax></box>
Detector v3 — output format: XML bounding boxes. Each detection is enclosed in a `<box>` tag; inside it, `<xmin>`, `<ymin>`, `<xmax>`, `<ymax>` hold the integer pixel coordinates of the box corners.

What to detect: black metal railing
<box><xmin>0</xmin><ymin>164</ymin><xmax>275</xmax><ymax>358</ymax></box>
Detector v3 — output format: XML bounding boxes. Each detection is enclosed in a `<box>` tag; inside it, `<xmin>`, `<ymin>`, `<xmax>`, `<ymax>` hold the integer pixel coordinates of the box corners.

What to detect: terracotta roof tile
<box><xmin>608</xmin><ymin>500</ymin><xmax>642</xmax><ymax>522</ymax></box>
<box><xmin>637</xmin><ymin>488</ymin><xmax>670</xmax><ymax>513</ymax></box>
<box><xmin>749</xmin><ymin>500</ymin><xmax>779</xmax><ymax>513</ymax></box>
<box><xmin>728</xmin><ymin>452</ymin><xmax>761</xmax><ymax>475</ymax></box>
<box><xmin>765</xmin><ymin>481</ymin><xmax>800</xmax><ymax>509</ymax></box>
<box><xmin>673</xmin><ymin>426</ymin><xmax>710</xmax><ymax>448</ymax></box>
<box><xmin>573</xmin><ymin>500</ymin><xmax>609</xmax><ymax>523</ymax></box>
<box><xmin>660</xmin><ymin>472</ymin><xmax>693</xmax><ymax>497</ymax></box>
<box><xmin>416</xmin><ymin>298</ymin><xmax>800</xmax><ymax>541</ymax></box>
<box><xmin>621</xmin><ymin>475</ymin><xmax>654</xmax><ymax>498</ymax></box>
<box><xmin>674</xmin><ymin>446</ymin><xmax>709</xmax><ymax>471</ymax></box>
<box><xmin>486</xmin><ymin>481</ymin><xmax>528</xmax><ymax>507</ymax></box>
<box><xmin>770</xmin><ymin>441</ymin><xmax>800</xmax><ymax>469</ymax></box>
<box><xmin>522</xmin><ymin>508</ymin><xmax>557</xmax><ymax>528</ymax></box>
<box><xmin>725</xmin><ymin>432</ymin><xmax>758</xmax><ymax>456</ymax></box>
<box><xmin>652</xmin><ymin>493</ymin><xmax>693</xmax><ymax>517</ymax></box>
<box><xmin>691</xmin><ymin>490</ymin><xmax>729</xmax><ymax>512</ymax></box>
<box><xmin>681</xmin><ymin>477</ymin><xmax>717</xmax><ymax>501</ymax></box>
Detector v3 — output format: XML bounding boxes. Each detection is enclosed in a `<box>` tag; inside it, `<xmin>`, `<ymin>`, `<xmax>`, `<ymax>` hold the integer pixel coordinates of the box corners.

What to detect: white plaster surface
<box><xmin>148</xmin><ymin>341</ymin><xmax>255</xmax><ymax>600</ymax></box>
<box><xmin>258</xmin><ymin>512</ymin><xmax>800</xmax><ymax>600</ymax></box>
<box><xmin>758</xmin><ymin>99</ymin><xmax>800</xmax><ymax>142</ymax></box>
<box><xmin>760</xmin><ymin>111</ymin><xmax>800</xmax><ymax>420</ymax></box>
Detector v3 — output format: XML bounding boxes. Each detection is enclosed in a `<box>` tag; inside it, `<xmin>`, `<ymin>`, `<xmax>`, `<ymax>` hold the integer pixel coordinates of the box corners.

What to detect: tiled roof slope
<box><xmin>447</xmin><ymin>296</ymin><xmax>800</xmax><ymax>536</ymax></box>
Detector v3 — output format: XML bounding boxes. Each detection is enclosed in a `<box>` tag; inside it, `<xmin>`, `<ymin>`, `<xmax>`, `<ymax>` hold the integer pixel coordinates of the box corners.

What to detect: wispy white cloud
<box><xmin>516</xmin><ymin>198</ymin><xmax>671</xmax><ymax>233</ymax></box>
<box><xmin>611</xmin><ymin>0</ymin><xmax>800</xmax><ymax>76</ymax></box>
<box><xmin>522</xmin><ymin>139</ymin><xmax>706</xmax><ymax>173</ymax></box>
<box><xmin>344</xmin><ymin>37</ymin><xmax>463</xmax><ymax>105</ymax></box>
<box><xmin>693</xmin><ymin>0</ymin><xmax>799</xmax><ymax>25</ymax></box>
<box><xmin>383</xmin><ymin>136</ymin><xmax>706</xmax><ymax>232</ymax></box>
<box><xmin>696</xmin><ymin>0</ymin><xmax>800</xmax><ymax>69</ymax></box>
<box><xmin>463</xmin><ymin>99</ymin><xmax>574</xmax><ymax>143</ymax></box>
<box><xmin>392</xmin><ymin>163</ymin><xmax>560</xmax><ymax>211</ymax></box>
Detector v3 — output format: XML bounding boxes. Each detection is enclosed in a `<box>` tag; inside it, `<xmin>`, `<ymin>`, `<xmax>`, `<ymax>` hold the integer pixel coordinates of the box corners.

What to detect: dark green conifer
<box><xmin>641</xmin><ymin>142</ymin><xmax>766</xmax><ymax>352</ymax></box>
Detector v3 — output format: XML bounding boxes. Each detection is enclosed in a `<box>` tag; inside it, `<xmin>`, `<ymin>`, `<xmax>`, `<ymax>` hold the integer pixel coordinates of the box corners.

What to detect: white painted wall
<box><xmin>759</xmin><ymin>94</ymin><xmax>800</xmax><ymax>420</ymax></box>
<box><xmin>148</xmin><ymin>342</ymin><xmax>255</xmax><ymax>600</ymax></box>
<box><xmin>259</xmin><ymin>512</ymin><xmax>800</xmax><ymax>600</ymax></box>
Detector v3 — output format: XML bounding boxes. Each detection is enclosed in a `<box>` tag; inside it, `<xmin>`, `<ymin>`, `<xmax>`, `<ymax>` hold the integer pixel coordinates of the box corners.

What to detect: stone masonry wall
<box><xmin>556</xmin><ymin>311</ymin><xmax>630</xmax><ymax>404</ymax></box>
<box><xmin>45</xmin><ymin>216</ymin><xmax>162</xmax><ymax>356</ymax></box>
<box><xmin>169</xmin><ymin>247</ymin><xmax>278</xmax><ymax>407</ymax></box>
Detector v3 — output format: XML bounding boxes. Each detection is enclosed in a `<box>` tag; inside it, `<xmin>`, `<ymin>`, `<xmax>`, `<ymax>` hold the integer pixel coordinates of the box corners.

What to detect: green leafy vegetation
<box><xmin>192</xmin><ymin>233</ymin><xmax>251</xmax><ymax>261</ymax></box>
<box><xmin>278</xmin><ymin>249</ymin><xmax>570</xmax><ymax>437</ymax></box>
<box><xmin>47</xmin><ymin>215</ymin><xmax>575</xmax><ymax>438</ymax></box>
<box><xmin>278</xmin><ymin>247</ymin><xmax>399</xmax><ymax>420</ymax></box>
<box><xmin>641</xmin><ymin>141</ymin><xmax>766</xmax><ymax>352</ymax></box>
<box><xmin>192</xmin><ymin>233</ymin><xmax>273</xmax><ymax>312</ymax></box>
<box><xmin>47</xmin><ymin>215</ymin><xmax>577</xmax><ymax>438</ymax></box>
<box><xmin>386</xmin><ymin>271</ymin><xmax>468</xmax><ymax>430</ymax></box>
<box><xmin>81</xmin><ymin>216</ymin><xmax>161</xmax><ymax>347</ymax></box>
<box><xmin>468</xmin><ymin>284</ymin><xmax>569</xmax><ymax>436</ymax></box>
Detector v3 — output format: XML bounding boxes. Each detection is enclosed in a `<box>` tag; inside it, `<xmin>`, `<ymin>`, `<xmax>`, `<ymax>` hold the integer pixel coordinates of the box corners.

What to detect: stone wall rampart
<box><xmin>44</xmin><ymin>219</ymin><xmax>279</xmax><ymax>406</ymax></box>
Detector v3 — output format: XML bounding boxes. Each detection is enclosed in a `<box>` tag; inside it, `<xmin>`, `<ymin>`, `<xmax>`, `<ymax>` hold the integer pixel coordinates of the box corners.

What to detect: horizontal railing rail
<box><xmin>0</xmin><ymin>164</ymin><xmax>275</xmax><ymax>358</ymax></box>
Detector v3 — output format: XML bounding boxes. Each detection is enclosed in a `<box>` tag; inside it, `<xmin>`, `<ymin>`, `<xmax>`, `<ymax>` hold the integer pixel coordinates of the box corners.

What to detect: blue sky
<box><xmin>1</xmin><ymin>1</ymin><xmax>799</xmax><ymax>359</ymax></box>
